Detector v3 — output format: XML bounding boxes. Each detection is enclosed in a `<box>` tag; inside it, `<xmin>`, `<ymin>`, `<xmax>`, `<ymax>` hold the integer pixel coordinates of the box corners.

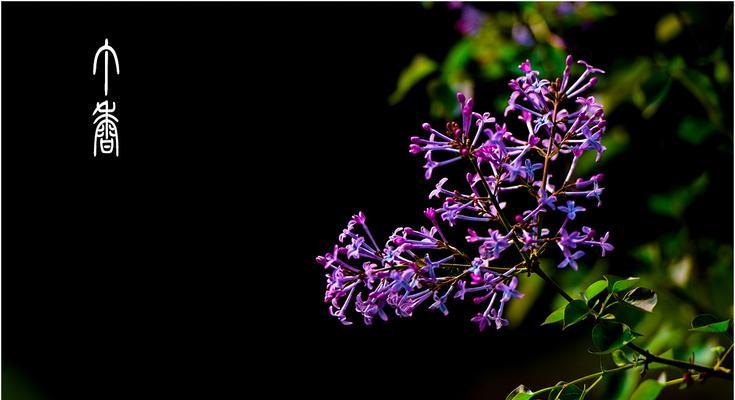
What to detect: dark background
<box><xmin>2</xmin><ymin>2</ymin><xmax>732</xmax><ymax>400</ymax></box>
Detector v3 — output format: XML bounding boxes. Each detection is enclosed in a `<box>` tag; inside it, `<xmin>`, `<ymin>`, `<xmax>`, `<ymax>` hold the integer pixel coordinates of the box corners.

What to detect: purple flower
<box><xmin>523</xmin><ymin>159</ymin><xmax>543</xmax><ymax>181</ymax></box>
<box><xmin>512</xmin><ymin>23</ymin><xmax>534</xmax><ymax>46</ymax></box>
<box><xmin>429</xmin><ymin>177</ymin><xmax>450</xmax><ymax>199</ymax></box>
<box><xmin>558</xmin><ymin>200</ymin><xmax>586</xmax><ymax>220</ymax></box>
<box><xmin>318</xmin><ymin>54</ymin><xmax>612</xmax><ymax>332</ymax></box>
<box><xmin>455</xmin><ymin>4</ymin><xmax>486</xmax><ymax>36</ymax></box>
<box><xmin>497</xmin><ymin>277</ymin><xmax>524</xmax><ymax>302</ymax></box>
<box><xmin>559</xmin><ymin>228</ymin><xmax>584</xmax><ymax>250</ymax></box>
<box><xmin>598</xmin><ymin>232</ymin><xmax>614</xmax><ymax>256</ymax></box>
<box><xmin>559</xmin><ymin>249</ymin><xmax>585</xmax><ymax>270</ymax></box>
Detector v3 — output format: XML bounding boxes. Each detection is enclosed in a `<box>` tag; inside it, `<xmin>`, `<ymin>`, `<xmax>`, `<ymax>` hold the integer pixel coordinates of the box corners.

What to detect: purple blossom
<box><xmin>317</xmin><ymin>54</ymin><xmax>612</xmax><ymax>332</ymax></box>
<box><xmin>512</xmin><ymin>23</ymin><xmax>535</xmax><ymax>46</ymax></box>
<box><xmin>558</xmin><ymin>200</ymin><xmax>586</xmax><ymax>220</ymax></box>
<box><xmin>559</xmin><ymin>249</ymin><xmax>585</xmax><ymax>271</ymax></box>
<box><xmin>454</xmin><ymin>4</ymin><xmax>486</xmax><ymax>36</ymax></box>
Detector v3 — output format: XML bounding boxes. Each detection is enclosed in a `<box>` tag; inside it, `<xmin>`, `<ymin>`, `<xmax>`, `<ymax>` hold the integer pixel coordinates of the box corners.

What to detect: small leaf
<box><xmin>648</xmin><ymin>174</ymin><xmax>708</xmax><ymax>218</ymax></box>
<box><xmin>542</xmin><ymin>305</ymin><xmax>565</xmax><ymax>326</ymax></box>
<box><xmin>584</xmin><ymin>280</ymin><xmax>607</xmax><ymax>302</ymax></box>
<box><xmin>655</xmin><ymin>13</ymin><xmax>682</xmax><ymax>43</ymax></box>
<box><xmin>604</xmin><ymin>276</ymin><xmax>640</xmax><ymax>293</ymax></box>
<box><xmin>592</xmin><ymin>320</ymin><xmax>635</xmax><ymax>354</ymax></box>
<box><xmin>714</xmin><ymin>60</ymin><xmax>731</xmax><ymax>84</ymax></box>
<box><xmin>629</xmin><ymin>379</ymin><xmax>664</xmax><ymax>400</ymax></box>
<box><xmin>388</xmin><ymin>54</ymin><xmax>437</xmax><ymax>105</ymax></box>
<box><xmin>690</xmin><ymin>315</ymin><xmax>731</xmax><ymax>333</ymax></box>
<box><xmin>441</xmin><ymin>39</ymin><xmax>473</xmax><ymax>83</ymax></box>
<box><xmin>612</xmin><ymin>349</ymin><xmax>629</xmax><ymax>366</ymax></box>
<box><xmin>563</xmin><ymin>300</ymin><xmax>589</xmax><ymax>329</ymax></box>
<box><xmin>548</xmin><ymin>382</ymin><xmax>583</xmax><ymax>400</ymax></box>
<box><xmin>677</xmin><ymin>116</ymin><xmax>716</xmax><ymax>145</ymax></box>
<box><xmin>506</xmin><ymin>384</ymin><xmax>534</xmax><ymax>400</ymax></box>
<box><xmin>621</xmin><ymin>287</ymin><xmax>658</xmax><ymax>312</ymax></box>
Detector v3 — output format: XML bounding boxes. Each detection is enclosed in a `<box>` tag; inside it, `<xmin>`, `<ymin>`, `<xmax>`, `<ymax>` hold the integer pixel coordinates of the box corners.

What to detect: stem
<box><xmin>535</xmin><ymin>102</ymin><xmax>559</xmax><ymax>241</ymax></box>
<box><xmin>533</xmin><ymin>263</ymin><xmax>574</xmax><ymax>303</ymax></box>
<box><xmin>539</xmin><ymin>102</ymin><xmax>558</xmax><ymax>197</ymax></box>
<box><xmin>663</xmin><ymin>377</ymin><xmax>686</xmax><ymax>387</ymax></box>
<box><xmin>715</xmin><ymin>344</ymin><xmax>734</xmax><ymax>370</ymax></box>
<box><xmin>583</xmin><ymin>375</ymin><xmax>604</xmax><ymax>396</ymax></box>
<box><xmin>531</xmin><ymin>363</ymin><xmax>638</xmax><ymax>396</ymax></box>
<box><xmin>626</xmin><ymin>342</ymin><xmax>732</xmax><ymax>380</ymax></box>
<box><xmin>467</xmin><ymin>157</ymin><xmax>512</xmax><ymax>231</ymax></box>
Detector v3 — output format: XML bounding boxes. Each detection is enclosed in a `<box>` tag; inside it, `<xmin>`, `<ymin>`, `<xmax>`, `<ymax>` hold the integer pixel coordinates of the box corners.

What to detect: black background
<box><xmin>2</xmin><ymin>2</ymin><xmax>733</xmax><ymax>400</ymax></box>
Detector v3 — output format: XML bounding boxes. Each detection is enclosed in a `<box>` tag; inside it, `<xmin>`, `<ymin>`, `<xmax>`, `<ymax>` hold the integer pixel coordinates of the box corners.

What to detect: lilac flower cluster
<box><xmin>317</xmin><ymin>55</ymin><xmax>612</xmax><ymax>332</ymax></box>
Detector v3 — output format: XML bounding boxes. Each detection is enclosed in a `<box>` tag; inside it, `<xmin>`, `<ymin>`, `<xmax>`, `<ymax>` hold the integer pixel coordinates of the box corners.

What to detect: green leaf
<box><xmin>604</xmin><ymin>276</ymin><xmax>640</xmax><ymax>293</ymax></box>
<box><xmin>441</xmin><ymin>39</ymin><xmax>472</xmax><ymax>83</ymax></box>
<box><xmin>629</xmin><ymin>379</ymin><xmax>664</xmax><ymax>400</ymax></box>
<box><xmin>388</xmin><ymin>54</ymin><xmax>437</xmax><ymax>105</ymax></box>
<box><xmin>621</xmin><ymin>287</ymin><xmax>658</xmax><ymax>312</ymax></box>
<box><xmin>548</xmin><ymin>382</ymin><xmax>583</xmax><ymax>400</ymax></box>
<box><xmin>506</xmin><ymin>384</ymin><xmax>534</xmax><ymax>400</ymax></box>
<box><xmin>640</xmin><ymin>72</ymin><xmax>672</xmax><ymax>119</ymax></box>
<box><xmin>690</xmin><ymin>315</ymin><xmax>731</xmax><ymax>333</ymax></box>
<box><xmin>563</xmin><ymin>300</ymin><xmax>589</xmax><ymax>329</ymax></box>
<box><xmin>541</xmin><ymin>305</ymin><xmax>565</xmax><ymax>326</ymax></box>
<box><xmin>612</xmin><ymin>350</ymin><xmax>629</xmax><ymax>367</ymax></box>
<box><xmin>592</xmin><ymin>320</ymin><xmax>635</xmax><ymax>354</ymax></box>
<box><xmin>655</xmin><ymin>13</ymin><xmax>682</xmax><ymax>43</ymax></box>
<box><xmin>714</xmin><ymin>60</ymin><xmax>731</xmax><ymax>84</ymax></box>
<box><xmin>648</xmin><ymin>173</ymin><xmax>708</xmax><ymax>218</ymax></box>
<box><xmin>677</xmin><ymin>116</ymin><xmax>716</xmax><ymax>145</ymax></box>
<box><xmin>676</xmin><ymin>68</ymin><xmax>720</xmax><ymax>115</ymax></box>
<box><xmin>584</xmin><ymin>280</ymin><xmax>608</xmax><ymax>302</ymax></box>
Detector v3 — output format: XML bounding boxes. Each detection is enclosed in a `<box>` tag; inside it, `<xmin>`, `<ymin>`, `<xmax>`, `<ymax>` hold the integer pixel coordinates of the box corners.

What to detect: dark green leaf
<box><xmin>676</xmin><ymin>68</ymin><xmax>720</xmax><ymax>117</ymax></box>
<box><xmin>604</xmin><ymin>276</ymin><xmax>640</xmax><ymax>293</ymax></box>
<box><xmin>629</xmin><ymin>380</ymin><xmax>664</xmax><ymax>400</ymax></box>
<box><xmin>541</xmin><ymin>305</ymin><xmax>565</xmax><ymax>326</ymax></box>
<box><xmin>677</xmin><ymin>116</ymin><xmax>716</xmax><ymax>145</ymax></box>
<box><xmin>563</xmin><ymin>300</ymin><xmax>589</xmax><ymax>329</ymax></box>
<box><xmin>506</xmin><ymin>384</ymin><xmax>534</xmax><ymax>400</ymax></box>
<box><xmin>641</xmin><ymin>72</ymin><xmax>672</xmax><ymax>119</ymax></box>
<box><xmin>648</xmin><ymin>174</ymin><xmax>708</xmax><ymax>218</ymax></box>
<box><xmin>592</xmin><ymin>320</ymin><xmax>635</xmax><ymax>354</ymax></box>
<box><xmin>690</xmin><ymin>315</ymin><xmax>731</xmax><ymax>333</ymax></box>
<box><xmin>621</xmin><ymin>287</ymin><xmax>658</xmax><ymax>312</ymax></box>
<box><xmin>691</xmin><ymin>314</ymin><xmax>720</xmax><ymax>328</ymax></box>
<box><xmin>548</xmin><ymin>382</ymin><xmax>583</xmax><ymax>400</ymax></box>
<box><xmin>584</xmin><ymin>280</ymin><xmax>607</xmax><ymax>302</ymax></box>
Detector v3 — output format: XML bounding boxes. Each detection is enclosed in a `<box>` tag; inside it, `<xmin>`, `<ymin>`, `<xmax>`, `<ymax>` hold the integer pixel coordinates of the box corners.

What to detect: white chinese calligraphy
<box><xmin>92</xmin><ymin>100</ymin><xmax>119</xmax><ymax>156</ymax></box>
<box><xmin>92</xmin><ymin>38</ymin><xmax>120</xmax><ymax>158</ymax></box>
